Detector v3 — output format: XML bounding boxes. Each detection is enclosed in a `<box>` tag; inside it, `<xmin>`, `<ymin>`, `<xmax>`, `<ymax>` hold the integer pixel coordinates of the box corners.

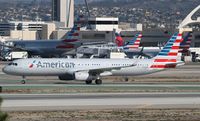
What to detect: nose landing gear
<box><xmin>21</xmin><ymin>76</ymin><xmax>26</xmax><ymax>84</ymax></box>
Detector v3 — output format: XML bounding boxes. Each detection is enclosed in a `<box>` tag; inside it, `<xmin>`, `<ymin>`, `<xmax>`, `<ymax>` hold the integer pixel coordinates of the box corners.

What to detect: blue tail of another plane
<box><xmin>179</xmin><ymin>32</ymin><xmax>192</xmax><ymax>54</ymax></box>
<box><xmin>56</xmin><ymin>17</ymin><xmax>82</xmax><ymax>49</ymax></box>
<box><xmin>123</xmin><ymin>33</ymin><xmax>142</xmax><ymax>50</ymax></box>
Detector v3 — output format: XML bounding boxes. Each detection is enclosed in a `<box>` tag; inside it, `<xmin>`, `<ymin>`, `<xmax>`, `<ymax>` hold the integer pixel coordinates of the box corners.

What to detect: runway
<box><xmin>0</xmin><ymin>63</ymin><xmax>200</xmax><ymax>112</ymax></box>
<box><xmin>0</xmin><ymin>63</ymin><xmax>200</xmax><ymax>84</ymax></box>
<box><xmin>1</xmin><ymin>92</ymin><xmax>200</xmax><ymax>111</ymax></box>
<box><xmin>1</xmin><ymin>83</ymin><xmax>200</xmax><ymax>94</ymax></box>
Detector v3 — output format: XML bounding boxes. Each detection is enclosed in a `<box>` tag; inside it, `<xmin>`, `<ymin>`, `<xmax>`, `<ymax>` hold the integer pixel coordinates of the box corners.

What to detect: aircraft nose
<box><xmin>2</xmin><ymin>66</ymin><xmax>9</xmax><ymax>74</ymax></box>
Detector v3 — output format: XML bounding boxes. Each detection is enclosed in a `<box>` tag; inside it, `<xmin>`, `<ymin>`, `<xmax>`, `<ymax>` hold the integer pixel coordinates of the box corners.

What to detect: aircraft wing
<box><xmin>0</xmin><ymin>42</ymin><xmax>42</xmax><ymax>55</ymax></box>
<box><xmin>0</xmin><ymin>42</ymin><xmax>27</xmax><ymax>51</ymax></box>
<box><xmin>76</xmin><ymin>63</ymin><xmax>137</xmax><ymax>76</ymax></box>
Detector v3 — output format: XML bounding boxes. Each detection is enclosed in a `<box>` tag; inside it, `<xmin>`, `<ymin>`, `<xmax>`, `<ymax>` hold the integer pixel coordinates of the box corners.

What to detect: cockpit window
<box><xmin>8</xmin><ymin>63</ymin><xmax>18</xmax><ymax>66</ymax></box>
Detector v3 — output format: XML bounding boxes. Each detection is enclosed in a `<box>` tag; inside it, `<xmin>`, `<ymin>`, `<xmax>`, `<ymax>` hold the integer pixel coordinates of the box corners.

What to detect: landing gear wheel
<box><xmin>95</xmin><ymin>79</ymin><xmax>102</xmax><ymax>85</ymax></box>
<box><xmin>21</xmin><ymin>76</ymin><xmax>26</xmax><ymax>84</ymax></box>
<box><xmin>85</xmin><ymin>80</ymin><xmax>92</xmax><ymax>84</ymax></box>
<box><xmin>124</xmin><ymin>77</ymin><xmax>129</xmax><ymax>82</ymax></box>
<box><xmin>21</xmin><ymin>80</ymin><xmax>26</xmax><ymax>84</ymax></box>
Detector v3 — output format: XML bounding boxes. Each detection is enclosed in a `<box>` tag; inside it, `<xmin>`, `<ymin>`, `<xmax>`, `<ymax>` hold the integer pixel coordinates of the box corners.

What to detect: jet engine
<box><xmin>58</xmin><ymin>74</ymin><xmax>75</xmax><ymax>81</ymax></box>
<box><xmin>58</xmin><ymin>72</ymin><xmax>95</xmax><ymax>81</ymax></box>
<box><xmin>74</xmin><ymin>72</ymin><xmax>92</xmax><ymax>81</ymax></box>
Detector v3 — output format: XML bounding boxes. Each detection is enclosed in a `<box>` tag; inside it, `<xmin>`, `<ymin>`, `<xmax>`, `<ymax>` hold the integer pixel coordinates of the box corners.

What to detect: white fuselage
<box><xmin>3</xmin><ymin>58</ymin><xmax>163</xmax><ymax>77</ymax></box>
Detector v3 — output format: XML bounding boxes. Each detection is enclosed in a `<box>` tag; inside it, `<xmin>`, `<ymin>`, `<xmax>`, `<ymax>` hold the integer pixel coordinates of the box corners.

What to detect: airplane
<box><xmin>75</xmin><ymin>33</ymin><xmax>142</xmax><ymax>58</ymax></box>
<box><xmin>124</xmin><ymin>32</ymin><xmax>192</xmax><ymax>58</ymax></box>
<box><xmin>115</xmin><ymin>32</ymin><xmax>124</xmax><ymax>47</ymax></box>
<box><xmin>80</xmin><ymin>32</ymin><xmax>192</xmax><ymax>59</ymax></box>
<box><xmin>80</xmin><ymin>33</ymin><xmax>142</xmax><ymax>51</ymax></box>
<box><xmin>0</xmin><ymin>23</ymin><xmax>82</xmax><ymax>58</ymax></box>
<box><xmin>179</xmin><ymin>32</ymin><xmax>192</xmax><ymax>55</ymax></box>
<box><xmin>3</xmin><ymin>33</ymin><xmax>184</xmax><ymax>85</ymax></box>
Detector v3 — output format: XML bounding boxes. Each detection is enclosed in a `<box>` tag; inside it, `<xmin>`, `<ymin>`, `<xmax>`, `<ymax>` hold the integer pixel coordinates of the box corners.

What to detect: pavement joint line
<box><xmin>1</xmin><ymin>92</ymin><xmax>200</xmax><ymax>96</ymax></box>
<box><xmin>1</xmin><ymin>84</ymin><xmax>200</xmax><ymax>87</ymax></box>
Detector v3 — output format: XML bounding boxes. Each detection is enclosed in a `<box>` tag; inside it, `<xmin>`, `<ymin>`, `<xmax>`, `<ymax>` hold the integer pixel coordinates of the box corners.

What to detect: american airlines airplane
<box><xmin>80</xmin><ymin>32</ymin><xmax>192</xmax><ymax>59</ymax></box>
<box><xmin>124</xmin><ymin>32</ymin><xmax>192</xmax><ymax>58</ymax></box>
<box><xmin>81</xmin><ymin>33</ymin><xmax>142</xmax><ymax>51</ymax></box>
<box><xmin>3</xmin><ymin>33</ymin><xmax>184</xmax><ymax>84</ymax></box>
<box><xmin>1</xmin><ymin>24</ymin><xmax>81</xmax><ymax>58</ymax></box>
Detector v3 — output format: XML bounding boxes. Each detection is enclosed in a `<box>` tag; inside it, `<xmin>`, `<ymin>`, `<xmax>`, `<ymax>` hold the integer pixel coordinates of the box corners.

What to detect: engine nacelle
<box><xmin>58</xmin><ymin>74</ymin><xmax>75</xmax><ymax>81</ymax></box>
<box><xmin>74</xmin><ymin>72</ymin><xmax>94</xmax><ymax>81</ymax></box>
<box><xmin>59</xmin><ymin>72</ymin><xmax>95</xmax><ymax>81</ymax></box>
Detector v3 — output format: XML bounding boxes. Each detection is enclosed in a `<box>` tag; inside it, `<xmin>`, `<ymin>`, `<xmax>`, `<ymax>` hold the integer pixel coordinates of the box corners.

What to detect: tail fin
<box><xmin>57</xmin><ymin>17</ymin><xmax>81</xmax><ymax>49</ymax></box>
<box><xmin>115</xmin><ymin>33</ymin><xmax>124</xmax><ymax>47</ymax></box>
<box><xmin>63</xmin><ymin>17</ymin><xmax>81</xmax><ymax>42</ymax></box>
<box><xmin>124</xmin><ymin>33</ymin><xmax>142</xmax><ymax>50</ymax></box>
<box><xmin>179</xmin><ymin>32</ymin><xmax>192</xmax><ymax>54</ymax></box>
<box><xmin>151</xmin><ymin>33</ymin><xmax>183</xmax><ymax>69</ymax></box>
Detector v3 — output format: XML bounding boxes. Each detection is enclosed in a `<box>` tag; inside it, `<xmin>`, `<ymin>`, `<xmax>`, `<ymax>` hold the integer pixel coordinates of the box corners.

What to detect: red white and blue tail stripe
<box><xmin>179</xmin><ymin>32</ymin><xmax>192</xmax><ymax>53</ymax></box>
<box><xmin>151</xmin><ymin>33</ymin><xmax>183</xmax><ymax>69</ymax></box>
<box><xmin>57</xmin><ymin>17</ymin><xmax>81</xmax><ymax>49</ymax></box>
<box><xmin>123</xmin><ymin>33</ymin><xmax>142</xmax><ymax>50</ymax></box>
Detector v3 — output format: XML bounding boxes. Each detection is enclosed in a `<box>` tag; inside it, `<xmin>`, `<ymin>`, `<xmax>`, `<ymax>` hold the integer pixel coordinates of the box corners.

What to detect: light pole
<box><xmin>84</xmin><ymin>0</ymin><xmax>92</xmax><ymax>29</ymax></box>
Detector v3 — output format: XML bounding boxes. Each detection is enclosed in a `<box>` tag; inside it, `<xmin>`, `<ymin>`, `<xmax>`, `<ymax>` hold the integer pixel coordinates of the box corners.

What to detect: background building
<box><xmin>52</xmin><ymin>0</ymin><xmax>74</xmax><ymax>28</ymax></box>
<box><xmin>88</xmin><ymin>17</ymin><xmax>119</xmax><ymax>31</ymax></box>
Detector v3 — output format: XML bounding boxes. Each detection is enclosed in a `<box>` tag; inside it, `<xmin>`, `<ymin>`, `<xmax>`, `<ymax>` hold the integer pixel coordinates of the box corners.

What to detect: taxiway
<box><xmin>1</xmin><ymin>92</ymin><xmax>200</xmax><ymax>111</ymax></box>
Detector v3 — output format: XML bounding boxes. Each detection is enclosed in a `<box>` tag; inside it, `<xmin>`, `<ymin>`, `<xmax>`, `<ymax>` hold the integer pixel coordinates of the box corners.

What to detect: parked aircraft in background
<box><xmin>124</xmin><ymin>32</ymin><xmax>193</xmax><ymax>58</ymax></box>
<box><xmin>80</xmin><ymin>33</ymin><xmax>142</xmax><ymax>51</ymax></box>
<box><xmin>115</xmin><ymin>33</ymin><xmax>124</xmax><ymax>47</ymax></box>
<box><xmin>0</xmin><ymin>24</ymin><xmax>81</xmax><ymax>58</ymax></box>
<box><xmin>3</xmin><ymin>33</ymin><xmax>184</xmax><ymax>84</ymax></box>
<box><xmin>80</xmin><ymin>32</ymin><xmax>192</xmax><ymax>59</ymax></box>
<box><xmin>75</xmin><ymin>33</ymin><xmax>142</xmax><ymax>58</ymax></box>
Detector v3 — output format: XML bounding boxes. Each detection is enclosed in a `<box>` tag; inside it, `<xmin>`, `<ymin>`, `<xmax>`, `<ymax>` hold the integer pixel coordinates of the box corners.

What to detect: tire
<box><xmin>21</xmin><ymin>80</ymin><xmax>26</xmax><ymax>84</ymax></box>
<box><xmin>85</xmin><ymin>80</ymin><xmax>92</xmax><ymax>84</ymax></box>
<box><xmin>124</xmin><ymin>77</ymin><xmax>129</xmax><ymax>82</ymax></box>
<box><xmin>95</xmin><ymin>79</ymin><xmax>102</xmax><ymax>85</ymax></box>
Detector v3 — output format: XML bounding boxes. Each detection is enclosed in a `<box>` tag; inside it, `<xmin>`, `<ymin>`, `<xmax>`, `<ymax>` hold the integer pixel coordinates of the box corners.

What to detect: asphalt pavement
<box><xmin>1</xmin><ymin>93</ymin><xmax>200</xmax><ymax>111</ymax></box>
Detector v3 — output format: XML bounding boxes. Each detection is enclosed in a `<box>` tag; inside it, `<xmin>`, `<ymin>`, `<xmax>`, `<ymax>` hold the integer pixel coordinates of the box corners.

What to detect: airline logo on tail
<box><xmin>123</xmin><ymin>33</ymin><xmax>142</xmax><ymax>50</ymax></box>
<box><xmin>151</xmin><ymin>33</ymin><xmax>183</xmax><ymax>69</ymax></box>
<box><xmin>57</xmin><ymin>17</ymin><xmax>81</xmax><ymax>49</ymax></box>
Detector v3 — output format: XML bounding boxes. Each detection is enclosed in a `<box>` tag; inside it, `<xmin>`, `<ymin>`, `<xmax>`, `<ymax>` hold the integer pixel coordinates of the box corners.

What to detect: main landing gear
<box><xmin>21</xmin><ymin>76</ymin><xmax>26</xmax><ymax>84</ymax></box>
<box><xmin>95</xmin><ymin>79</ymin><xmax>102</xmax><ymax>85</ymax></box>
<box><xmin>85</xmin><ymin>79</ymin><xmax>102</xmax><ymax>85</ymax></box>
<box><xmin>124</xmin><ymin>77</ymin><xmax>129</xmax><ymax>82</ymax></box>
<box><xmin>85</xmin><ymin>80</ymin><xmax>92</xmax><ymax>84</ymax></box>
